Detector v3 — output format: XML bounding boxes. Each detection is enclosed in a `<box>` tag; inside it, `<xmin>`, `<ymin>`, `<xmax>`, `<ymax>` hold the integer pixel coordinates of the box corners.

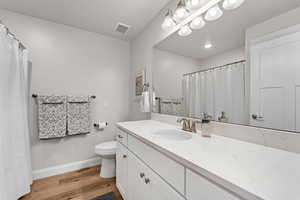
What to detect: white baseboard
<box><xmin>32</xmin><ymin>157</ymin><xmax>101</xmax><ymax>180</ymax></box>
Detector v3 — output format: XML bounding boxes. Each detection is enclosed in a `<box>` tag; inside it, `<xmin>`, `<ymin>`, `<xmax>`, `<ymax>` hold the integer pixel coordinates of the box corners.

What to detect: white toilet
<box><xmin>95</xmin><ymin>141</ymin><xmax>117</xmax><ymax>178</ymax></box>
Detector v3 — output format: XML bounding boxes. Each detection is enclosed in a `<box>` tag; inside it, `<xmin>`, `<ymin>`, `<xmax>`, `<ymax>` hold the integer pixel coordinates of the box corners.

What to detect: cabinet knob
<box><xmin>140</xmin><ymin>172</ymin><xmax>145</xmax><ymax>178</ymax></box>
<box><xmin>123</xmin><ymin>154</ymin><xmax>127</xmax><ymax>158</ymax></box>
<box><xmin>145</xmin><ymin>178</ymin><xmax>150</xmax><ymax>184</ymax></box>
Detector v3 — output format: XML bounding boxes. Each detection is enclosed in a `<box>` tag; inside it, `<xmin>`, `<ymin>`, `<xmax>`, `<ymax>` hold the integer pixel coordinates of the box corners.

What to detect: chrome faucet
<box><xmin>177</xmin><ymin>118</ymin><xmax>201</xmax><ymax>133</ymax></box>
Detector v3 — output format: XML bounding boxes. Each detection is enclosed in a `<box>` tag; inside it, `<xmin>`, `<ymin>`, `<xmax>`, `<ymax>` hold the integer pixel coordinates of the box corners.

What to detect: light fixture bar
<box><xmin>161</xmin><ymin>0</ymin><xmax>245</xmax><ymax>38</ymax></box>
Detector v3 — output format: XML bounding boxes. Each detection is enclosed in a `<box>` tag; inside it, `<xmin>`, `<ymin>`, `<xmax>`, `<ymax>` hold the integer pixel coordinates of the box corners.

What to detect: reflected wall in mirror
<box><xmin>152</xmin><ymin>0</ymin><xmax>300</xmax><ymax>133</ymax></box>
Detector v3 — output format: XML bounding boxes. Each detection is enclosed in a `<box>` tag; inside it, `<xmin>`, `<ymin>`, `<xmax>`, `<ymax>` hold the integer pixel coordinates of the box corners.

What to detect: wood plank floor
<box><xmin>20</xmin><ymin>165</ymin><xmax>123</xmax><ymax>200</ymax></box>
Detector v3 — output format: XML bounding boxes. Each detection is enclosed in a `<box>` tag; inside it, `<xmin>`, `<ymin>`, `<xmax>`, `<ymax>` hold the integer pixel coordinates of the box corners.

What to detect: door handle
<box><xmin>122</xmin><ymin>154</ymin><xmax>127</xmax><ymax>158</ymax></box>
<box><xmin>252</xmin><ymin>114</ymin><xmax>264</xmax><ymax>121</ymax></box>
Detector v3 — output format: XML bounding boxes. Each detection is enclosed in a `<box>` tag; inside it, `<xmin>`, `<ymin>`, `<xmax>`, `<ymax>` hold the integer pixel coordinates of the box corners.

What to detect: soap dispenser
<box><xmin>201</xmin><ymin>113</ymin><xmax>212</xmax><ymax>137</ymax></box>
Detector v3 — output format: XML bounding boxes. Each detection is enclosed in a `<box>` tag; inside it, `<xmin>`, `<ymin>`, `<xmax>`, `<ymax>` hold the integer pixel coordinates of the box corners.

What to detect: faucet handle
<box><xmin>177</xmin><ymin>118</ymin><xmax>187</xmax><ymax>123</ymax></box>
<box><xmin>191</xmin><ymin>120</ymin><xmax>202</xmax><ymax>133</ymax></box>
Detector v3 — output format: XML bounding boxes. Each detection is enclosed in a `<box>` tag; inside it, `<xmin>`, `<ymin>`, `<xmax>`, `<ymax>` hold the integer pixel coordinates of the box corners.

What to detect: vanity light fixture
<box><xmin>190</xmin><ymin>16</ymin><xmax>205</xmax><ymax>30</ymax></box>
<box><xmin>162</xmin><ymin>0</ymin><xmax>246</xmax><ymax>37</ymax></box>
<box><xmin>204</xmin><ymin>4</ymin><xmax>223</xmax><ymax>21</ymax></box>
<box><xmin>223</xmin><ymin>0</ymin><xmax>245</xmax><ymax>10</ymax></box>
<box><xmin>178</xmin><ymin>25</ymin><xmax>192</xmax><ymax>37</ymax></box>
<box><xmin>161</xmin><ymin>9</ymin><xmax>176</xmax><ymax>30</ymax></box>
<box><xmin>173</xmin><ymin>0</ymin><xmax>189</xmax><ymax>22</ymax></box>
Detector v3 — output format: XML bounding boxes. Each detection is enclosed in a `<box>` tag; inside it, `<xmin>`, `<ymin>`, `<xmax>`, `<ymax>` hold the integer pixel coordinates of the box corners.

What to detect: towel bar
<box><xmin>32</xmin><ymin>94</ymin><xmax>96</xmax><ymax>99</ymax></box>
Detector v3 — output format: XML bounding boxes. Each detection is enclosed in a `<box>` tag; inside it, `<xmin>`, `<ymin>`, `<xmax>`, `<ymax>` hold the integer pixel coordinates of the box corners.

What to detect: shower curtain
<box><xmin>0</xmin><ymin>25</ymin><xmax>32</xmax><ymax>199</ymax></box>
<box><xmin>183</xmin><ymin>62</ymin><xmax>246</xmax><ymax>124</ymax></box>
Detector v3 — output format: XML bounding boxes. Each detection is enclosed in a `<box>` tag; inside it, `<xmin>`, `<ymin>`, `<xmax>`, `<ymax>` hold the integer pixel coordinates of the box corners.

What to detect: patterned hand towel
<box><xmin>67</xmin><ymin>96</ymin><xmax>90</xmax><ymax>135</ymax></box>
<box><xmin>37</xmin><ymin>95</ymin><xmax>67</xmax><ymax>139</ymax></box>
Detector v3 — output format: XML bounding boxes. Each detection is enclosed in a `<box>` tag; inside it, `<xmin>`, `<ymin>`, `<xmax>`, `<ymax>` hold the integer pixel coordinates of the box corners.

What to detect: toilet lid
<box><xmin>95</xmin><ymin>141</ymin><xmax>117</xmax><ymax>155</ymax></box>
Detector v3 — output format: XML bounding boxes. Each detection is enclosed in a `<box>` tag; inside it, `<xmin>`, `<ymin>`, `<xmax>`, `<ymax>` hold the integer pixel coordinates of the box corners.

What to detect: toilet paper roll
<box><xmin>94</xmin><ymin>122</ymin><xmax>108</xmax><ymax>129</ymax></box>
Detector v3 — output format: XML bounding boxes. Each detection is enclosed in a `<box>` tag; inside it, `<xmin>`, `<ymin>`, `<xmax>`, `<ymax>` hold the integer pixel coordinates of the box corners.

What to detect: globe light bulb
<box><xmin>178</xmin><ymin>25</ymin><xmax>192</xmax><ymax>37</ymax></box>
<box><xmin>205</xmin><ymin>4</ymin><xmax>223</xmax><ymax>21</ymax></box>
<box><xmin>190</xmin><ymin>16</ymin><xmax>206</xmax><ymax>30</ymax></box>
<box><xmin>162</xmin><ymin>16</ymin><xmax>176</xmax><ymax>30</ymax></box>
<box><xmin>223</xmin><ymin>0</ymin><xmax>245</xmax><ymax>10</ymax></box>
<box><xmin>191</xmin><ymin>0</ymin><xmax>200</xmax><ymax>6</ymax></box>
<box><xmin>173</xmin><ymin>0</ymin><xmax>188</xmax><ymax>22</ymax></box>
<box><xmin>174</xmin><ymin>7</ymin><xmax>187</xmax><ymax>21</ymax></box>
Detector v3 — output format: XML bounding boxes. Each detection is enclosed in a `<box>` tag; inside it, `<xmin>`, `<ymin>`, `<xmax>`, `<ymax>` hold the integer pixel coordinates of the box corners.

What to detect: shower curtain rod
<box><xmin>0</xmin><ymin>20</ymin><xmax>26</xmax><ymax>49</ymax></box>
<box><xmin>183</xmin><ymin>59</ymin><xmax>246</xmax><ymax>76</ymax></box>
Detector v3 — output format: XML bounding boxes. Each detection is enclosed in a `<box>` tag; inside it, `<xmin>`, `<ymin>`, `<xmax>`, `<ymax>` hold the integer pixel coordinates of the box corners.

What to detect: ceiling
<box><xmin>0</xmin><ymin>0</ymin><xmax>170</xmax><ymax>40</ymax></box>
<box><xmin>156</xmin><ymin>0</ymin><xmax>300</xmax><ymax>59</ymax></box>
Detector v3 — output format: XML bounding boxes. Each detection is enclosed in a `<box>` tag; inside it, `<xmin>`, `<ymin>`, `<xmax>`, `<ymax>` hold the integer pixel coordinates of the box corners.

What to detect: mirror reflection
<box><xmin>152</xmin><ymin>0</ymin><xmax>300</xmax><ymax>133</ymax></box>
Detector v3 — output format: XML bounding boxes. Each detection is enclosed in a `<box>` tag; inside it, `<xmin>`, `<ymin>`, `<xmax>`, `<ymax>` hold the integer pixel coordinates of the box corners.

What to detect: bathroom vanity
<box><xmin>116</xmin><ymin>120</ymin><xmax>300</xmax><ymax>200</ymax></box>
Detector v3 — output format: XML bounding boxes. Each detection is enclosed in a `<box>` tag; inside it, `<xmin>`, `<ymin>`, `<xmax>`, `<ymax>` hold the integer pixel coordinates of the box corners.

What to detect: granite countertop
<box><xmin>116</xmin><ymin>120</ymin><xmax>300</xmax><ymax>200</ymax></box>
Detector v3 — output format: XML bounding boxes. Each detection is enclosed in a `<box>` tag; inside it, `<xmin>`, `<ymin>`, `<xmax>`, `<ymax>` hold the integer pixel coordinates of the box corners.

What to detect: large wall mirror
<box><xmin>152</xmin><ymin>0</ymin><xmax>300</xmax><ymax>133</ymax></box>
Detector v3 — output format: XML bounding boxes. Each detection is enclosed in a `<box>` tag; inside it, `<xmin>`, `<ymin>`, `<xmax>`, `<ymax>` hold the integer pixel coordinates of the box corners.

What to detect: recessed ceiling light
<box><xmin>204</xmin><ymin>43</ymin><xmax>212</xmax><ymax>49</ymax></box>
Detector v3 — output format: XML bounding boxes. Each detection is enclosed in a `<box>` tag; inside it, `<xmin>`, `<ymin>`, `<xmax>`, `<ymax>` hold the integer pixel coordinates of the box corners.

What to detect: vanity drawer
<box><xmin>127</xmin><ymin>134</ymin><xmax>185</xmax><ymax>195</ymax></box>
<box><xmin>186</xmin><ymin>169</ymin><xmax>241</xmax><ymax>200</ymax></box>
<box><xmin>116</xmin><ymin>128</ymin><xmax>128</xmax><ymax>146</ymax></box>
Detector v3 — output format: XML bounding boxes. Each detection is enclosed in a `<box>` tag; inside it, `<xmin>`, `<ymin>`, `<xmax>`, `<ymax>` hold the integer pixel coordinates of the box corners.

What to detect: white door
<box><xmin>250</xmin><ymin>29</ymin><xmax>300</xmax><ymax>132</ymax></box>
<box><xmin>116</xmin><ymin>142</ymin><xmax>128</xmax><ymax>199</ymax></box>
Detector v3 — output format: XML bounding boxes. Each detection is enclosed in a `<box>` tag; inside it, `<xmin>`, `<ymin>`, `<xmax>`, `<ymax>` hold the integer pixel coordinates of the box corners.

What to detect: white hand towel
<box><xmin>140</xmin><ymin>91</ymin><xmax>150</xmax><ymax>113</ymax></box>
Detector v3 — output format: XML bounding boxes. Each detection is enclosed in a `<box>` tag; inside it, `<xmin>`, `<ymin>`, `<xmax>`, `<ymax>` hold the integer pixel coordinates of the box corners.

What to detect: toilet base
<box><xmin>100</xmin><ymin>158</ymin><xmax>116</xmax><ymax>178</ymax></box>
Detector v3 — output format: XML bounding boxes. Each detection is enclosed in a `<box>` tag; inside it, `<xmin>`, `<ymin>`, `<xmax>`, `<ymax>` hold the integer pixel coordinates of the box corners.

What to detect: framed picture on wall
<box><xmin>135</xmin><ymin>69</ymin><xmax>146</xmax><ymax>96</ymax></box>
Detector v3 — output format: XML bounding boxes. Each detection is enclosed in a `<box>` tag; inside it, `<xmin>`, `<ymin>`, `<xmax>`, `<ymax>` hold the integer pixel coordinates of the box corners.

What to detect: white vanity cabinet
<box><xmin>116</xmin><ymin>128</ymin><xmax>185</xmax><ymax>200</ymax></box>
<box><xmin>116</xmin><ymin>127</ymin><xmax>242</xmax><ymax>200</ymax></box>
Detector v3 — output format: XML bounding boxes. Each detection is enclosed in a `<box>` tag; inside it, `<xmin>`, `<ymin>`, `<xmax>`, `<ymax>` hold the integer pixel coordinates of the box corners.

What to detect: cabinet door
<box><xmin>186</xmin><ymin>169</ymin><xmax>241</xmax><ymax>200</ymax></box>
<box><xmin>116</xmin><ymin>142</ymin><xmax>128</xmax><ymax>199</ymax></box>
<box><xmin>148</xmin><ymin>168</ymin><xmax>185</xmax><ymax>200</ymax></box>
<box><xmin>127</xmin><ymin>150</ymin><xmax>184</xmax><ymax>200</ymax></box>
<box><xmin>127</xmin><ymin>152</ymin><xmax>150</xmax><ymax>200</ymax></box>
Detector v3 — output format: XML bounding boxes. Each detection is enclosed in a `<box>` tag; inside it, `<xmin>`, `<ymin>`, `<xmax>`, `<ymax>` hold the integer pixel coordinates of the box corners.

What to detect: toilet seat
<box><xmin>95</xmin><ymin>141</ymin><xmax>117</xmax><ymax>155</ymax></box>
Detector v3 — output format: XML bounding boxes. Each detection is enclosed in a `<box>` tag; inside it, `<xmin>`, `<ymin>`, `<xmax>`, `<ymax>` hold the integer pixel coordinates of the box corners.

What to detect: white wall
<box><xmin>198</xmin><ymin>47</ymin><xmax>245</xmax><ymax>69</ymax></box>
<box><xmin>153</xmin><ymin>48</ymin><xmax>200</xmax><ymax>99</ymax></box>
<box><xmin>246</xmin><ymin>6</ymin><xmax>300</xmax><ymax>47</ymax></box>
<box><xmin>0</xmin><ymin>9</ymin><xmax>130</xmax><ymax>170</ymax></box>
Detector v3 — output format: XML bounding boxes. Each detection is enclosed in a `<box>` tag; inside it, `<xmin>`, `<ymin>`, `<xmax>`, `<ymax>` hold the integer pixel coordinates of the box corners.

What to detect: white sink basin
<box><xmin>154</xmin><ymin>129</ymin><xmax>192</xmax><ymax>141</ymax></box>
